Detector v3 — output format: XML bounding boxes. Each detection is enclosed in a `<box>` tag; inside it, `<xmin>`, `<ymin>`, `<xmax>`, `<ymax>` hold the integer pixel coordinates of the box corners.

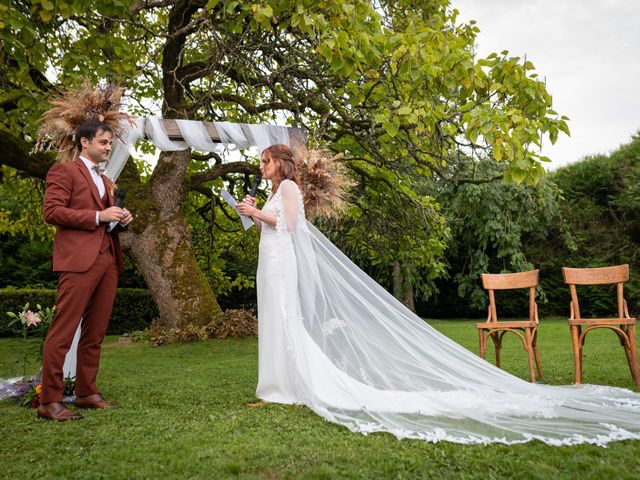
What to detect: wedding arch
<box><xmin>105</xmin><ymin>116</ymin><xmax>307</xmax><ymax>181</ymax></box>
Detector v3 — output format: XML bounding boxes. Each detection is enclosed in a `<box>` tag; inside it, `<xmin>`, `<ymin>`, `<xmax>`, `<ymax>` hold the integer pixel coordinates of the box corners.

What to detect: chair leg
<box><xmin>524</xmin><ymin>328</ymin><xmax>536</xmax><ymax>383</ymax></box>
<box><xmin>532</xmin><ymin>328</ymin><xmax>543</xmax><ymax>380</ymax></box>
<box><xmin>570</xmin><ymin>325</ymin><xmax>582</xmax><ymax>385</ymax></box>
<box><xmin>620</xmin><ymin>326</ymin><xmax>634</xmax><ymax>378</ymax></box>
<box><xmin>478</xmin><ymin>329</ymin><xmax>486</xmax><ymax>359</ymax></box>
<box><xmin>625</xmin><ymin>324</ymin><xmax>640</xmax><ymax>387</ymax></box>
<box><xmin>491</xmin><ymin>332</ymin><xmax>502</xmax><ymax>368</ymax></box>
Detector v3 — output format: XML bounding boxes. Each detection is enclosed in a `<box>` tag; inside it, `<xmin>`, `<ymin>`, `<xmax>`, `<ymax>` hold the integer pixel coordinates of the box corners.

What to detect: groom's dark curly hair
<box><xmin>75</xmin><ymin>119</ymin><xmax>113</xmax><ymax>151</ymax></box>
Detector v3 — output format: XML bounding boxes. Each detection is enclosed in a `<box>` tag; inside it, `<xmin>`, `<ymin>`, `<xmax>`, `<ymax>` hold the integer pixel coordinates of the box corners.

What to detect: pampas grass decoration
<box><xmin>34</xmin><ymin>80</ymin><xmax>130</xmax><ymax>163</ymax></box>
<box><xmin>293</xmin><ymin>144</ymin><xmax>354</xmax><ymax>220</ymax></box>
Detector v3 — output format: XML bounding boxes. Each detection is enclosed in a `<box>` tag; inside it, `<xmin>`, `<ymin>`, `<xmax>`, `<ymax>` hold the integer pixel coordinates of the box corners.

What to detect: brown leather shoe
<box><xmin>37</xmin><ymin>402</ymin><xmax>83</xmax><ymax>421</ymax></box>
<box><xmin>74</xmin><ymin>393</ymin><xmax>119</xmax><ymax>409</ymax></box>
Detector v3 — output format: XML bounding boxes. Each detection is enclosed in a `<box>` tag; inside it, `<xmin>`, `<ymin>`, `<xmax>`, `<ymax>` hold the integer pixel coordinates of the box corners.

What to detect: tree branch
<box><xmin>0</xmin><ymin>130</ymin><xmax>55</xmax><ymax>179</ymax></box>
<box><xmin>176</xmin><ymin>61</ymin><xmax>209</xmax><ymax>83</ymax></box>
<box><xmin>189</xmin><ymin>161</ymin><xmax>258</xmax><ymax>189</ymax></box>
<box><xmin>130</xmin><ymin>0</ymin><xmax>178</xmax><ymax>15</ymax></box>
<box><xmin>447</xmin><ymin>174</ymin><xmax>504</xmax><ymax>185</ymax></box>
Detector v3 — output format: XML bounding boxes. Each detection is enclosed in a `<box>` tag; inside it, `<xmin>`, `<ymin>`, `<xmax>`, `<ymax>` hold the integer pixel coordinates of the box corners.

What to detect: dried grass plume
<box><xmin>34</xmin><ymin>80</ymin><xmax>130</xmax><ymax>163</ymax></box>
<box><xmin>293</xmin><ymin>144</ymin><xmax>354</xmax><ymax>220</ymax></box>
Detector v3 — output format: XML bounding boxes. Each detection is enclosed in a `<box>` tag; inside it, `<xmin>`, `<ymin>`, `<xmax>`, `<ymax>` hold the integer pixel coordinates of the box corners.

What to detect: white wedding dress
<box><xmin>255</xmin><ymin>180</ymin><xmax>640</xmax><ymax>446</ymax></box>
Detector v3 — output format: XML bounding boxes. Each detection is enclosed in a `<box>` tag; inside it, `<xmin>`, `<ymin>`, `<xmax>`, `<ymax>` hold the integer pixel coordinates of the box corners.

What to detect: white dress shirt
<box><xmin>79</xmin><ymin>156</ymin><xmax>105</xmax><ymax>226</ymax></box>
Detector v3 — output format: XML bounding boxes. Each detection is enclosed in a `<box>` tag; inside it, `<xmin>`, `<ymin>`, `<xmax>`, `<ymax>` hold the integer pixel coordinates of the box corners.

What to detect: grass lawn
<box><xmin>1</xmin><ymin>318</ymin><xmax>640</xmax><ymax>479</ymax></box>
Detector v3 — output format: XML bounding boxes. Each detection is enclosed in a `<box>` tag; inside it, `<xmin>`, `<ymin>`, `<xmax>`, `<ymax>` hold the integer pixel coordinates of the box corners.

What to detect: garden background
<box><xmin>3</xmin><ymin>134</ymin><xmax>640</xmax><ymax>333</ymax></box>
<box><xmin>1</xmin><ymin>1</ymin><xmax>640</xmax><ymax>477</ymax></box>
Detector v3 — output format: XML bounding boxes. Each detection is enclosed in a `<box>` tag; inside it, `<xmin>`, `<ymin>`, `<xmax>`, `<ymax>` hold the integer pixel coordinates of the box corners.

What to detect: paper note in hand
<box><xmin>220</xmin><ymin>189</ymin><xmax>254</xmax><ymax>230</ymax></box>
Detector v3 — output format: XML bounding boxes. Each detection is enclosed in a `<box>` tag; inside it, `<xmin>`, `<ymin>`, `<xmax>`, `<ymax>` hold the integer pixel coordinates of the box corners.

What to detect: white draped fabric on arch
<box><xmin>104</xmin><ymin>116</ymin><xmax>293</xmax><ymax>181</ymax></box>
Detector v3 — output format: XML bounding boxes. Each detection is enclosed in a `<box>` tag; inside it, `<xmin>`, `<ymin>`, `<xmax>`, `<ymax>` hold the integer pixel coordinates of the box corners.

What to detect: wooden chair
<box><xmin>562</xmin><ymin>264</ymin><xmax>640</xmax><ymax>386</ymax></box>
<box><xmin>476</xmin><ymin>270</ymin><xmax>542</xmax><ymax>383</ymax></box>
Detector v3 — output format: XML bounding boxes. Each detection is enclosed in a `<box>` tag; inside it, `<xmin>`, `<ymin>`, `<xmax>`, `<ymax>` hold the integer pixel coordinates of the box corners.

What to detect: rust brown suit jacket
<box><xmin>43</xmin><ymin>158</ymin><xmax>124</xmax><ymax>273</ymax></box>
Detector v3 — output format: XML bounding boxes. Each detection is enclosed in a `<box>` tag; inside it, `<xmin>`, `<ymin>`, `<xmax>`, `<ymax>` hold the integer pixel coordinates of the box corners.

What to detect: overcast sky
<box><xmin>450</xmin><ymin>0</ymin><xmax>640</xmax><ymax>170</ymax></box>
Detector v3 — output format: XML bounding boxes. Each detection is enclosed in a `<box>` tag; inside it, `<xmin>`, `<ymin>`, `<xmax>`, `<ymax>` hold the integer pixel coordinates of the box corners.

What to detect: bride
<box><xmin>237</xmin><ymin>144</ymin><xmax>640</xmax><ymax>446</ymax></box>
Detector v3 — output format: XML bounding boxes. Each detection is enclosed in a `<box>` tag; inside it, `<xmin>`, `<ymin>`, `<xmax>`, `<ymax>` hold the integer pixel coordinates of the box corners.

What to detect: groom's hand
<box><xmin>99</xmin><ymin>206</ymin><xmax>126</xmax><ymax>223</ymax></box>
<box><xmin>119</xmin><ymin>208</ymin><xmax>133</xmax><ymax>226</ymax></box>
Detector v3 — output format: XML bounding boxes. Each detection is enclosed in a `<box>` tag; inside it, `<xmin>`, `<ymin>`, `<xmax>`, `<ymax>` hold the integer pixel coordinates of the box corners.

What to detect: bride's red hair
<box><xmin>262</xmin><ymin>144</ymin><xmax>299</xmax><ymax>184</ymax></box>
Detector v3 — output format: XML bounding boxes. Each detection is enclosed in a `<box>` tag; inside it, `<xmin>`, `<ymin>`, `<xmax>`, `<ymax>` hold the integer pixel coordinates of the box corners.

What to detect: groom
<box><xmin>38</xmin><ymin>119</ymin><xmax>133</xmax><ymax>421</ymax></box>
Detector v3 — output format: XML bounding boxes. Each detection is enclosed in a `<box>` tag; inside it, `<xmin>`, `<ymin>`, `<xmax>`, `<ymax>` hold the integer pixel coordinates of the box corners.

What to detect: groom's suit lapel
<box><xmin>74</xmin><ymin>158</ymin><xmax>105</xmax><ymax>208</ymax></box>
<box><xmin>102</xmin><ymin>175</ymin><xmax>115</xmax><ymax>207</ymax></box>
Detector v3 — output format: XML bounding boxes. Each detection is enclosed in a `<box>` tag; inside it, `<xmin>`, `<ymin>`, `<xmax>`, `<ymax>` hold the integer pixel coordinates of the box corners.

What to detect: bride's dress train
<box><xmin>256</xmin><ymin>180</ymin><xmax>640</xmax><ymax>445</ymax></box>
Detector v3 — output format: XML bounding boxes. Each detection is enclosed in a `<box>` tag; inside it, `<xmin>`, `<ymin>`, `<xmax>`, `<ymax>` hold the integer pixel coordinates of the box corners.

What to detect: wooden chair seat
<box><xmin>568</xmin><ymin>318</ymin><xmax>635</xmax><ymax>326</ymax></box>
<box><xmin>476</xmin><ymin>321</ymin><xmax>537</xmax><ymax>329</ymax></box>
<box><xmin>562</xmin><ymin>265</ymin><xmax>640</xmax><ymax>386</ymax></box>
<box><xmin>477</xmin><ymin>270</ymin><xmax>542</xmax><ymax>383</ymax></box>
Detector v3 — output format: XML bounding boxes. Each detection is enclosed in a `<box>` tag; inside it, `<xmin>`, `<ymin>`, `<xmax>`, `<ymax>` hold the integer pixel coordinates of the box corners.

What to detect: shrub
<box><xmin>208</xmin><ymin>309</ymin><xmax>258</xmax><ymax>339</ymax></box>
<box><xmin>146</xmin><ymin>309</ymin><xmax>258</xmax><ymax>346</ymax></box>
<box><xmin>108</xmin><ymin>288</ymin><xmax>159</xmax><ymax>334</ymax></box>
<box><xmin>0</xmin><ymin>288</ymin><xmax>158</xmax><ymax>336</ymax></box>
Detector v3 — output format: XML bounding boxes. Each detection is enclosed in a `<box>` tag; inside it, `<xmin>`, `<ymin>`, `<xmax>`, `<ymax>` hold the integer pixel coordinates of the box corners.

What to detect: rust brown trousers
<box><xmin>40</xmin><ymin>159</ymin><xmax>125</xmax><ymax>404</ymax></box>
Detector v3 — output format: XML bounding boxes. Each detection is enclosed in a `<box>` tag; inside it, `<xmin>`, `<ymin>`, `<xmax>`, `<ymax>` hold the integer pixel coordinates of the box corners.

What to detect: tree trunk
<box><xmin>403</xmin><ymin>278</ymin><xmax>416</xmax><ymax>313</ymax></box>
<box><xmin>393</xmin><ymin>260</ymin><xmax>416</xmax><ymax>313</ymax></box>
<box><xmin>120</xmin><ymin>150</ymin><xmax>222</xmax><ymax>328</ymax></box>
<box><xmin>116</xmin><ymin>0</ymin><xmax>223</xmax><ymax>329</ymax></box>
<box><xmin>124</xmin><ymin>216</ymin><xmax>222</xmax><ymax>329</ymax></box>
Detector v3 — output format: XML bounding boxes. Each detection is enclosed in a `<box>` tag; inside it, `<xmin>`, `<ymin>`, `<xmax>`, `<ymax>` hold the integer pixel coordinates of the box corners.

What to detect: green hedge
<box><xmin>0</xmin><ymin>288</ymin><xmax>158</xmax><ymax>336</ymax></box>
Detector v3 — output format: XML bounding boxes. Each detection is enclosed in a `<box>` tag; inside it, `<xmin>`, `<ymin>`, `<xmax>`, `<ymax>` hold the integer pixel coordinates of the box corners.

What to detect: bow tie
<box><xmin>91</xmin><ymin>164</ymin><xmax>105</xmax><ymax>175</ymax></box>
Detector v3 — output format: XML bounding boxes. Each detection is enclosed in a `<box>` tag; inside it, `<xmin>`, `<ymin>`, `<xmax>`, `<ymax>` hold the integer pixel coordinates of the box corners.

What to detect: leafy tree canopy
<box><xmin>0</xmin><ymin>0</ymin><xmax>570</xmax><ymax>321</ymax></box>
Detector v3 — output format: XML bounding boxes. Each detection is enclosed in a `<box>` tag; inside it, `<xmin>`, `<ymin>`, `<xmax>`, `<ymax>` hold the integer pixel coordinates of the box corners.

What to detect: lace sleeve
<box><xmin>278</xmin><ymin>179</ymin><xmax>301</xmax><ymax>232</ymax></box>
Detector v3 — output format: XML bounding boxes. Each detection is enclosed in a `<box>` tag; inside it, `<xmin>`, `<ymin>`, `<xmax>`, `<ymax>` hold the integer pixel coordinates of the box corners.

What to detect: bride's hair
<box><xmin>263</xmin><ymin>144</ymin><xmax>298</xmax><ymax>184</ymax></box>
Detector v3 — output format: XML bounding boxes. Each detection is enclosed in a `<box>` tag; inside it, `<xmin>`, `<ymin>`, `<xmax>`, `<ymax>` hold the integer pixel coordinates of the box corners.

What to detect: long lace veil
<box><xmin>277</xmin><ymin>181</ymin><xmax>640</xmax><ymax>446</ymax></box>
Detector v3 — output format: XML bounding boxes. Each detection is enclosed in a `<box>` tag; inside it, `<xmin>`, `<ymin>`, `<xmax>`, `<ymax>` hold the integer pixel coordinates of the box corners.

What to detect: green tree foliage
<box><xmin>319</xmin><ymin>154</ymin><xmax>449</xmax><ymax>312</ymax></box>
<box><xmin>0</xmin><ymin>167</ymin><xmax>146</xmax><ymax>290</ymax></box>
<box><xmin>0</xmin><ymin>166</ymin><xmax>52</xmax><ymax>239</ymax></box>
<box><xmin>0</xmin><ymin>0</ymin><xmax>143</xmax><ymax>136</ymax></box>
<box><xmin>0</xmin><ymin>235</ymin><xmax>57</xmax><ymax>289</ymax></box>
<box><xmin>421</xmin><ymin>155</ymin><xmax>572</xmax><ymax>317</ymax></box>
<box><xmin>186</xmin><ymin>182</ymin><xmax>260</xmax><ymax>310</ymax></box>
<box><xmin>0</xmin><ymin>165</ymin><xmax>56</xmax><ymax>289</ymax></box>
<box><xmin>0</xmin><ymin>0</ymin><xmax>569</xmax><ymax>324</ymax></box>
<box><xmin>526</xmin><ymin>133</ymin><xmax>640</xmax><ymax>316</ymax></box>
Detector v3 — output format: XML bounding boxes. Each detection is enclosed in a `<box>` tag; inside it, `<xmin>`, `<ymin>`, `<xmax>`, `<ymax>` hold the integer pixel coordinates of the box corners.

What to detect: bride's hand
<box><xmin>237</xmin><ymin>196</ymin><xmax>257</xmax><ymax>216</ymax></box>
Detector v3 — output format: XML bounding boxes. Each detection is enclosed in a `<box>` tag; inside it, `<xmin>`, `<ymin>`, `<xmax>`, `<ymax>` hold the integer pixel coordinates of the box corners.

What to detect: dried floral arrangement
<box><xmin>293</xmin><ymin>144</ymin><xmax>354</xmax><ymax>220</ymax></box>
<box><xmin>33</xmin><ymin>80</ymin><xmax>130</xmax><ymax>163</ymax></box>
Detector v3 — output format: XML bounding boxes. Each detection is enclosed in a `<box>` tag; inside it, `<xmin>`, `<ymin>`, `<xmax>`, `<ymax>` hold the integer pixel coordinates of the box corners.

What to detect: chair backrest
<box><xmin>562</xmin><ymin>264</ymin><xmax>629</xmax><ymax>320</ymax></box>
<box><xmin>481</xmin><ymin>270</ymin><xmax>539</xmax><ymax>323</ymax></box>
